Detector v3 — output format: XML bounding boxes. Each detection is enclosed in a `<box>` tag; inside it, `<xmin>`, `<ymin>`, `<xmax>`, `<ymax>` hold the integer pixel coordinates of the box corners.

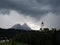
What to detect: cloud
<box><xmin>0</xmin><ymin>0</ymin><xmax>60</xmax><ymax>29</ymax></box>
<box><xmin>0</xmin><ymin>0</ymin><xmax>60</xmax><ymax>17</ymax></box>
<box><xmin>0</xmin><ymin>10</ymin><xmax>36</xmax><ymax>29</ymax></box>
<box><xmin>35</xmin><ymin>12</ymin><xmax>60</xmax><ymax>29</ymax></box>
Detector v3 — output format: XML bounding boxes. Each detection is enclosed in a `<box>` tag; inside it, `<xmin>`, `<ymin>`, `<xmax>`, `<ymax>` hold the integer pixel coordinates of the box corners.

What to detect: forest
<box><xmin>0</xmin><ymin>28</ymin><xmax>60</xmax><ymax>45</ymax></box>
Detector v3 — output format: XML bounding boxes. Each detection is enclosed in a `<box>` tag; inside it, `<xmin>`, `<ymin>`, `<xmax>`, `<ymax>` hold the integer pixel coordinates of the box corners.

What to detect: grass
<box><xmin>0</xmin><ymin>41</ymin><xmax>28</xmax><ymax>45</ymax></box>
<box><xmin>0</xmin><ymin>42</ymin><xmax>11</xmax><ymax>45</ymax></box>
<box><xmin>15</xmin><ymin>42</ymin><xmax>28</xmax><ymax>45</ymax></box>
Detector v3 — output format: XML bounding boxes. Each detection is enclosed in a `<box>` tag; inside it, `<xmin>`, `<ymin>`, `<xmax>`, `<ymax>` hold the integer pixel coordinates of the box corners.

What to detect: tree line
<box><xmin>0</xmin><ymin>28</ymin><xmax>60</xmax><ymax>45</ymax></box>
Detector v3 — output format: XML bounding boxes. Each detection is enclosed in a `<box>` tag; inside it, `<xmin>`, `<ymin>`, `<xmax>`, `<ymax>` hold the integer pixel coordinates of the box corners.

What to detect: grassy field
<box><xmin>0</xmin><ymin>41</ymin><xmax>28</xmax><ymax>45</ymax></box>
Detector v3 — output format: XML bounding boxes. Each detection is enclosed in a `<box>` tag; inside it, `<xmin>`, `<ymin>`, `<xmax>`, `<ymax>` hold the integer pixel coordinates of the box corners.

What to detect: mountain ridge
<box><xmin>12</xmin><ymin>23</ymin><xmax>31</xmax><ymax>30</ymax></box>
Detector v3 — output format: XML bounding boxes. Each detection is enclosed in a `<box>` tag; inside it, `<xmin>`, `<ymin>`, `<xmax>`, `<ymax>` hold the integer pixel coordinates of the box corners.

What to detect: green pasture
<box><xmin>0</xmin><ymin>41</ymin><xmax>28</xmax><ymax>45</ymax></box>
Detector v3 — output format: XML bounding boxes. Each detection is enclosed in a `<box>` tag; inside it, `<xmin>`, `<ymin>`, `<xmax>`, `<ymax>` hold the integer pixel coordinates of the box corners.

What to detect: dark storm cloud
<box><xmin>0</xmin><ymin>0</ymin><xmax>60</xmax><ymax>29</ymax></box>
<box><xmin>37</xmin><ymin>0</ymin><xmax>60</xmax><ymax>14</ymax></box>
<box><xmin>0</xmin><ymin>0</ymin><xmax>60</xmax><ymax>16</ymax></box>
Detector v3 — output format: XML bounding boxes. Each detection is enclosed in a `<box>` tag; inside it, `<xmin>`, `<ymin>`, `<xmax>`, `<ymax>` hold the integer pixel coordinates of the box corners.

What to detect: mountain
<box><xmin>12</xmin><ymin>24</ymin><xmax>23</xmax><ymax>29</ymax></box>
<box><xmin>12</xmin><ymin>23</ymin><xmax>31</xmax><ymax>30</ymax></box>
<box><xmin>22</xmin><ymin>23</ymin><xmax>31</xmax><ymax>30</ymax></box>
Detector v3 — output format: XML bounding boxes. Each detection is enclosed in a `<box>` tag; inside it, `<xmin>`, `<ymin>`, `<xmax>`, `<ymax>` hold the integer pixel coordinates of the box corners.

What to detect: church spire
<box><xmin>40</xmin><ymin>21</ymin><xmax>44</xmax><ymax>30</ymax></box>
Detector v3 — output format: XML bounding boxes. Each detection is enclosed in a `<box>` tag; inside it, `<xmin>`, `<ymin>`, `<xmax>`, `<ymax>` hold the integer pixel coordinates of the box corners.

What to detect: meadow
<box><xmin>0</xmin><ymin>41</ymin><xmax>28</xmax><ymax>45</ymax></box>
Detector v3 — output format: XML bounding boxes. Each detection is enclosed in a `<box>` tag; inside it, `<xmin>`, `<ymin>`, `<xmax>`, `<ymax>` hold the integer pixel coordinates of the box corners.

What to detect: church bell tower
<box><xmin>40</xmin><ymin>21</ymin><xmax>44</xmax><ymax>30</ymax></box>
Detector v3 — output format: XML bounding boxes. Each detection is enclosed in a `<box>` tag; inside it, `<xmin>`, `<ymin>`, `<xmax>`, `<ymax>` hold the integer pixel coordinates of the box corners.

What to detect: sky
<box><xmin>0</xmin><ymin>0</ymin><xmax>60</xmax><ymax>30</ymax></box>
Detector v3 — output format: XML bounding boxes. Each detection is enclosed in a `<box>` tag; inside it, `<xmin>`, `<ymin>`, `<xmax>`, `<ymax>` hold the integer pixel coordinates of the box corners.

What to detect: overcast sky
<box><xmin>0</xmin><ymin>0</ymin><xmax>60</xmax><ymax>30</ymax></box>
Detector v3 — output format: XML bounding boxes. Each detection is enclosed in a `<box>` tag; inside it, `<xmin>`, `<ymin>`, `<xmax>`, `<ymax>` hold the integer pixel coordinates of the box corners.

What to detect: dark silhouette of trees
<box><xmin>0</xmin><ymin>28</ymin><xmax>59</xmax><ymax>45</ymax></box>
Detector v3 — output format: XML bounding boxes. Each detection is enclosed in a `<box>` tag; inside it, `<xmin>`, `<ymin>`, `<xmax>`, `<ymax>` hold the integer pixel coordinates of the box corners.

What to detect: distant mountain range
<box><xmin>12</xmin><ymin>23</ymin><xmax>31</xmax><ymax>30</ymax></box>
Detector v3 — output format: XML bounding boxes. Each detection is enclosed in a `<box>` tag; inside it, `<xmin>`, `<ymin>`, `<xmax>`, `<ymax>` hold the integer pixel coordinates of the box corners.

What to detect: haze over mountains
<box><xmin>12</xmin><ymin>23</ymin><xmax>31</xmax><ymax>30</ymax></box>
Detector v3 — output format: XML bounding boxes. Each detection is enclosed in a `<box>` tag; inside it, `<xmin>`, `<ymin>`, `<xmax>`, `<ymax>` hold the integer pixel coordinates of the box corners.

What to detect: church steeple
<box><xmin>40</xmin><ymin>21</ymin><xmax>44</xmax><ymax>30</ymax></box>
